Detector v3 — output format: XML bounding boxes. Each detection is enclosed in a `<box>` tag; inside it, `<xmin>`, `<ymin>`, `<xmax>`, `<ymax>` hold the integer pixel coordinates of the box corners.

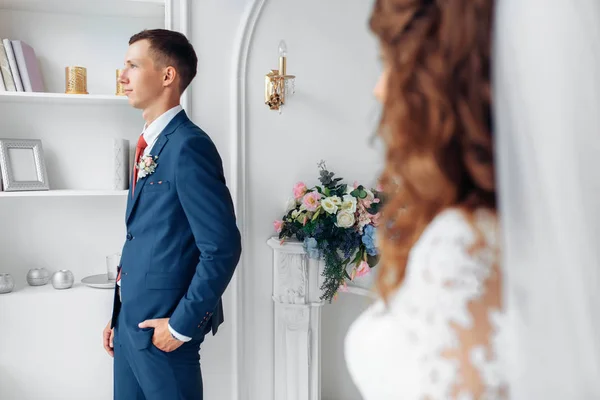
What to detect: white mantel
<box><xmin>267</xmin><ymin>237</ymin><xmax>325</xmax><ymax>400</ymax></box>
<box><xmin>267</xmin><ymin>237</ymin><xmax>375</xmax><ymax>400</ymax></box>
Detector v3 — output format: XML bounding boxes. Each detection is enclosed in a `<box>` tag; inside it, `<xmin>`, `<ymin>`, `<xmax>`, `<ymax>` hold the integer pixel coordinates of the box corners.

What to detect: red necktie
<box><xmin>131</xmin><ymin>134</ymin><xmax>148</xmax><ymax>198</ymax></box>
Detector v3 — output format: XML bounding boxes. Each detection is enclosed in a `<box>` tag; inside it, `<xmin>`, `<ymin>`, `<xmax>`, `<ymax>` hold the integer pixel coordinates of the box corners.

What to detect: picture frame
<box><xmin>0</xmin><ymin>139</ymin><xmax>50</xmax><ymax>192</ymax></box>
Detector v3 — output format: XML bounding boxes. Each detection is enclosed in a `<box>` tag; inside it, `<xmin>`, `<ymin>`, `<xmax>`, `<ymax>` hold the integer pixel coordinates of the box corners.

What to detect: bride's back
<box><xmin>345</xmin><ymin>0</ymin><xmax>504</xmax><ymax>398</ymax></box>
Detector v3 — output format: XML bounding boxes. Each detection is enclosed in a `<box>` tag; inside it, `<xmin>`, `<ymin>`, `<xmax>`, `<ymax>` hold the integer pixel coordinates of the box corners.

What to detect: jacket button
<box><xmin>126</xmin><ymin>233</ymin><xmax>133</xmax><ymax>240</ymax></box>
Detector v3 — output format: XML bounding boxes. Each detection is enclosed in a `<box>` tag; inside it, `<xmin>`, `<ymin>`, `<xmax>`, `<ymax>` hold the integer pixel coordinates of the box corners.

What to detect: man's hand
<box><xmin>138</xmin><ymin>318</ymin><xmax>184</xmax><ymax>352</ymax></box>
<box><xmin>103</xmin><ymin>320</ymin><xmax>114</xmax><ymax>357</ymax></box>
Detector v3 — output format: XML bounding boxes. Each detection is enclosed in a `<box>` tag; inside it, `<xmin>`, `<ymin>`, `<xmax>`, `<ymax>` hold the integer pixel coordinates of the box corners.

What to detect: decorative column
<box><xmin>267</xmin><ymin>237</ymin><xmax>325</xmax><ymax>400</ymax></box>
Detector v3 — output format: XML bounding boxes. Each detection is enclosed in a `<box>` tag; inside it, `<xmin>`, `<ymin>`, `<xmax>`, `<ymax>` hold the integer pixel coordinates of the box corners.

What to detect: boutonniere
<box><xmin>136</xmin><ymin>155</ymin><xmax>158</xmax><ymax>181</ymax></box>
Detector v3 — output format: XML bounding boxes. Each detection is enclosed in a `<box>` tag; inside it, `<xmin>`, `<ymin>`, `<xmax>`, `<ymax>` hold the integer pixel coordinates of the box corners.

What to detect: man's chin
<box><xmin>127</xmin><ymin>97</ymin><xmax>142</xmax><ymax>109</ymax></box>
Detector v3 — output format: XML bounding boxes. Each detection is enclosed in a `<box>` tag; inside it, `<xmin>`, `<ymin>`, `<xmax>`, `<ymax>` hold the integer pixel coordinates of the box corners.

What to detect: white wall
<box><xmin>188</xmin><ymin>2</ymin><xmax>246</xmax><ymax>399</ymax></box>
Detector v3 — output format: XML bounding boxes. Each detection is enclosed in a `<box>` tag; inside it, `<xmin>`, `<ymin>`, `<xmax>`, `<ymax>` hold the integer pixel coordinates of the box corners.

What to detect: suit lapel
<box><xmin>125</xmin><ymin>110</ymin><xmax>188</xmax><ymax>224</ymax></box>
<box><xmin>125</xmin><ymin>166</ymin><xmax>135</xmax><ymax>217</ymax></box>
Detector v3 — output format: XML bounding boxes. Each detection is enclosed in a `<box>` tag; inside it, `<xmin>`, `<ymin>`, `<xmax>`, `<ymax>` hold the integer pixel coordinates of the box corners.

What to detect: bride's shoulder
<box><xmin>415</xmin><ymin>207</ymin><xmax>498</xmax><ymax>253</ymax></box>
<box><xmin>398</xmin><ymin>206</ymin><xmax>499</xmax><ymax>299</ymax></box>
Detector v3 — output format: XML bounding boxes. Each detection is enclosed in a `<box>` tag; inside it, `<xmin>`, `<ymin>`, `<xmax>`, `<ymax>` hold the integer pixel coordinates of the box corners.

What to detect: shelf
<box><xmin>0</xmin><ymin>0</ymin><xmax>164</xmax><ymax>18</ymax></box>
<box><xmin>0</xmin><ymin>91</ymin><xmax>130</xmax><ymax>105</ymax></box>
<box><xmin>0</xmin><ymin>281</ymin><xmax>114</xmax><ymax>300</ymax></box>
<box><xmin>0</xmin><ymin>189</ymin><xmax>128</xmax><ymax>198</ymax></box>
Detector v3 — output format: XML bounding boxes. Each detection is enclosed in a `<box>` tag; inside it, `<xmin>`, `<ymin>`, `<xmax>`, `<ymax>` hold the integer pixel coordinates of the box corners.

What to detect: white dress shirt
<box><xmin>119</xmin><ymin>104</ymin><xmax>191</xmax><ymax>342</ymax></box>
<box><xmin>141</xmin><ymin>105</ymin><xmax>183</xmax><ymax>157</ymax></box>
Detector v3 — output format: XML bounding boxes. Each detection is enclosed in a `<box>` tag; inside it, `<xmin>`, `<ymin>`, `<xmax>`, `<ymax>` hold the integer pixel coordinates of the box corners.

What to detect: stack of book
<box><xmin>0</xmin><ymin>39</ymin><xmax>44</xmax><ymax>92</ymax></box>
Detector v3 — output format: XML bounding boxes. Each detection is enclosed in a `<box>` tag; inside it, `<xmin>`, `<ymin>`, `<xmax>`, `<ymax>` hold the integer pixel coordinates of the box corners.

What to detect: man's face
<box><xmin>119</xmin><ymin>39</ymin><xmax>165</xmax><ymax>109</ymax></box>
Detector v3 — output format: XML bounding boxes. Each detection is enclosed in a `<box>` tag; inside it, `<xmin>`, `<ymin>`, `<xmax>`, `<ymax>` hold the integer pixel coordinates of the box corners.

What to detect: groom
<box><xmin>102</xmin><ymin>29</ymin><xmax>241</xmax><ymax>400</ymax></box>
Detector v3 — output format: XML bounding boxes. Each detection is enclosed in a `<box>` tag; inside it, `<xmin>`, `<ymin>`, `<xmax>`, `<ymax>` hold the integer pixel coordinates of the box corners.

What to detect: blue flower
<box><xmin>362</xmin><ymin>225</ymin><xmax>378</xmax><ymax>256</ymax></box>
<box><xmin>303</xmin><ymin>237</ymin><xmax>320</xmax><ymax>259</ymax></box>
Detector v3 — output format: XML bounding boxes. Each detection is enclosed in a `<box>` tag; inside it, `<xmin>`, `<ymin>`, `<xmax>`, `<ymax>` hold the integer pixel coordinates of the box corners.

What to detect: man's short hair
<box><xmin>129</xmin><ymin>29</ymin><xmax>198</xmax><ymax>93</ymax></box>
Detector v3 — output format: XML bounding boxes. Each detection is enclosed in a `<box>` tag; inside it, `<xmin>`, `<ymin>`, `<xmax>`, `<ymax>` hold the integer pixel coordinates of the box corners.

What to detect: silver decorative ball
<box><xmin>51</xmin><ymin>269</ymin><xmax>74</xmax><ymax>290</ymax></box>
<box><xmin>0</xmin><ymin>273</ymin><xmax>15</xmax><ymax>294</ymax></box>
<box><xmin>26</xmin><ymin>268</ymin><xmax>51</xmax><ymax>286</ymax></box>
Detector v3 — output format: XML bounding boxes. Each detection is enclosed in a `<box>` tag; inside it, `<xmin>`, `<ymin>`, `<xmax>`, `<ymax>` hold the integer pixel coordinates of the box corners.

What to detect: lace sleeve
<box><xmin>405</xmin><ymin>210</ymin><xmax>506</xmax><ymax>399</ymax></box>
<box><xmin>344</xmin><ymin>210</ymin><xmax>507</xmax><ymax>400</ymax></box>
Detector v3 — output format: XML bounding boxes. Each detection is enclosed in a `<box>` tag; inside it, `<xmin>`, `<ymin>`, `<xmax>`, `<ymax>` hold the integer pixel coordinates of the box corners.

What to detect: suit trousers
<box><xmin>113</xmin><ymin>312</ymin><xmax>203</xmax><ymax>400</ymax></box>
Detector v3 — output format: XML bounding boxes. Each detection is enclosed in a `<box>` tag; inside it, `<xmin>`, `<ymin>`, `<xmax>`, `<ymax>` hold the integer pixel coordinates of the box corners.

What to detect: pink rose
<box><xmin>293</xmin><ymin>182</ymin><xmax>307</xmax><ymax>199</ymax></box>
<box><xmin>144</xmin><ymin>157</ymin><xmax>153</xmax><ymax>167</ymax></box>
<box><xmin>355</xmin><ymin>261</ymin><xmax>371</xmax><ymax>278</ymax></box>
<box><xmin>302</xmin><ymin>191</ymin><xmax>321</xmax><ymax>212</ymax></box>
<box><xmin>273</xmin><ymin>220</ymin><xmax>284</xmax><ymax>233</ymax></box>
<box><xmin>356</xmin><ymin>202</ymin><xmax>372</xmax><ymax>231</ymax></box>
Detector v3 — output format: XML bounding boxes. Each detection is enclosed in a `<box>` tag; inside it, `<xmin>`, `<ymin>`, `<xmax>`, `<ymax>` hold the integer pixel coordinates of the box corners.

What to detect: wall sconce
<box><xmin>265</xmin><ymin>40</ymin><xmax>295</xmax><ymax>112</ymax></box>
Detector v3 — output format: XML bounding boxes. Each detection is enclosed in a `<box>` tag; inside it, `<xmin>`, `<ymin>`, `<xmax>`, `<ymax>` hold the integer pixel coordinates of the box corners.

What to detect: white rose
<box><xmin>341</xmin><ymin>195</ymin><xmax>357</xmax><ymax>213</ymax></box>
<box><xmin>321</xmin><ymin>197</ymin><xmax>338</xmax><ymax>214</ymax></box>
<box><xmin>285</xmin><ymin>197</ymin><xmax>297</xmax><ymax>213</ymax></box>
<box><xmin>291</xmin><ymin>209</ymin><xmax>300</xmax><ymax>219</ymax></box>
<box><xmin>330</xmin><ymin>196</ymin><xmax>342</xmax><ymax>206</ymax></box>
<box><xmin>336</xmin><ymin>210</ymin><xmax>355</xmax><ymax>228</ymax></box>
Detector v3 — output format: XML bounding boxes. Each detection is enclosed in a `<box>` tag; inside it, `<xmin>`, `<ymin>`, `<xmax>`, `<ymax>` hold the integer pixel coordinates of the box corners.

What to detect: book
<box><xmin>0</xmin><ymin>42</ymin><xmax>16</xmax><ymax>91</ymax></box>
<box><xmin>2</xmin><ymin>38</ymin><xmax>24</xmax><ymax>92</ymax></box>
<box><xmin>11</xmin><ymin>40</ymin><xmax>44</xmax><ymax>92</ymax></box>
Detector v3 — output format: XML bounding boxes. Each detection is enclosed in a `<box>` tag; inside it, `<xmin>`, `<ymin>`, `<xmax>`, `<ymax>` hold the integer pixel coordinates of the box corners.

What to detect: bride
<box><xmin>344</xmin><ymin>0</ymin><xmax>506</xmax><ymax>398</ymax></box>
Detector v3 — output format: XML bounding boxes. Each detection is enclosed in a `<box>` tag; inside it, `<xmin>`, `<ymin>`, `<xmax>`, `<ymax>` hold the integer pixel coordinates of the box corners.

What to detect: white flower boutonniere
<box><xmin>136</xmin><ymin>155</ymin><xmax>158</xmax><ymax>181</ymax></box>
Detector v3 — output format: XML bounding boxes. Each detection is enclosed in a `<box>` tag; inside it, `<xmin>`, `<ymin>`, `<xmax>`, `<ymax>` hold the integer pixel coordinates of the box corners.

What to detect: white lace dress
<box><xmin>345</xmin><ymin>208</ymin><xmax>506</xmax><ymax>399</ymax></box>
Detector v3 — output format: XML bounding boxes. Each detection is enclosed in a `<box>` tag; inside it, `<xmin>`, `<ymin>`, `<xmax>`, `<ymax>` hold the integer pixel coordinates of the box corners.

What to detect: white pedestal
<box><xmin>267</xmin><ymin>237</ymin><xmax>325</xmax><ymax>400</ymax></box>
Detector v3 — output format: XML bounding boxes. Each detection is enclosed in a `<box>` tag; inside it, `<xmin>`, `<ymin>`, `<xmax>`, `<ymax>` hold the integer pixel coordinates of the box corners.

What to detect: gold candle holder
<box><xmin>116</xmin><ymin>68</ymin><xmax>125</xmax><ymax>96</ymax></box>
<box><xmin>65</xmin><ymin>66</ymin><xmax>88</xmax><ymax>94</ymax></box>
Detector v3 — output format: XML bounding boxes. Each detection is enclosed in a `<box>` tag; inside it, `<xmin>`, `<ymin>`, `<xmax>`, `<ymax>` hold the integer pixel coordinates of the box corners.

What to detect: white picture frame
<box><xmin>0</xmin><ymin>139</ymin><xmax>50</xmax><ymax>191</ymax></box>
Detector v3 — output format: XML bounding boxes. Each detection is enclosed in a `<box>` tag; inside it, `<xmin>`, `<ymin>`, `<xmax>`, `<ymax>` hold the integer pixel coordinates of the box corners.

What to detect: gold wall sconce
<box><xmin>265</xmin><ymin>40</ymin><xmax>295</xmax><ymax>112</ymax></box>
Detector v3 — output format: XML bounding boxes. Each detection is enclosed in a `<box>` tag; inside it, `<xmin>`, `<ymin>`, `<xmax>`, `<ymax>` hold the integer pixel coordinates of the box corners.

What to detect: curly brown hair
<box><xmin>371</xmin><ymin>0</ymin><xmax>496</xmax><ymax>301</ymax></box>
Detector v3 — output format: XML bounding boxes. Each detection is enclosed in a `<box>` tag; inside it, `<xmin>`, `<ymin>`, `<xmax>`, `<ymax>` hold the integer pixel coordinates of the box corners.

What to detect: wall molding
<box><xmin>229</xmin><ymin>1</ymin><xmax>375</xmax><ymax>398</ymax></box>
<box><xmin>230</xmin><ymin>1</ymin><xmax>269</xmax><ymax>399</ymax></box>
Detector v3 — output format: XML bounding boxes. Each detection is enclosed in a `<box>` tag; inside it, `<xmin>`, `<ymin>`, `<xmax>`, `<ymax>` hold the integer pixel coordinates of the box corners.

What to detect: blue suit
<box><xmin>111</xmin><ymin>110</ymin><xmax>241</xmax><ymax>399</ymax></box>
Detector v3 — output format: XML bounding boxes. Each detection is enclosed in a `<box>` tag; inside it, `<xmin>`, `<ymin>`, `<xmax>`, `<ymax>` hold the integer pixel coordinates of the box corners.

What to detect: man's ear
<box><xmin>163</xmin><ymin>66</ymin><xmax>177</xmax><ymax>87</ymax></box>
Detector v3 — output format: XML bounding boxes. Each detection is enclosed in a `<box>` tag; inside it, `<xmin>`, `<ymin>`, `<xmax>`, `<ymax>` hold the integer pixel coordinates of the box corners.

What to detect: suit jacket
<box><xmin>111</xmin><ymin>110</ymin><xmax>241</xmax><ymax>350</ymax></box>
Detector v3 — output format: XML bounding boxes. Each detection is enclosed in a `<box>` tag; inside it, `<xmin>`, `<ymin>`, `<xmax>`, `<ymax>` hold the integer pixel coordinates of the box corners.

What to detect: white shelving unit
<box><xmin>0</xmin><ymin>189</ymin><xmax>128</xmax><ymax>197</ymax></box>
<box><xmin>0</xmin><ymin>91</ymin><xmax>129</xmax><ymax>104</ymax></box>
<box><xmin>0</xmin><ymin>2</ymin><xmax>190</xmax><ymax>399</ymax></box>
<box><xmin>0</xmin><ymin>0</ymin><xmax>165</xmax><ymax>18</ymax></box>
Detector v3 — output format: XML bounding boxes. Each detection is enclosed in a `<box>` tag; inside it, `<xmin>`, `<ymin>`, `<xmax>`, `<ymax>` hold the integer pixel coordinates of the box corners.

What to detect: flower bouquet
<box><xmin>274</xmin><ymin>161</ymin><xmax>383</xmax><ymax>302</ymax></box>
